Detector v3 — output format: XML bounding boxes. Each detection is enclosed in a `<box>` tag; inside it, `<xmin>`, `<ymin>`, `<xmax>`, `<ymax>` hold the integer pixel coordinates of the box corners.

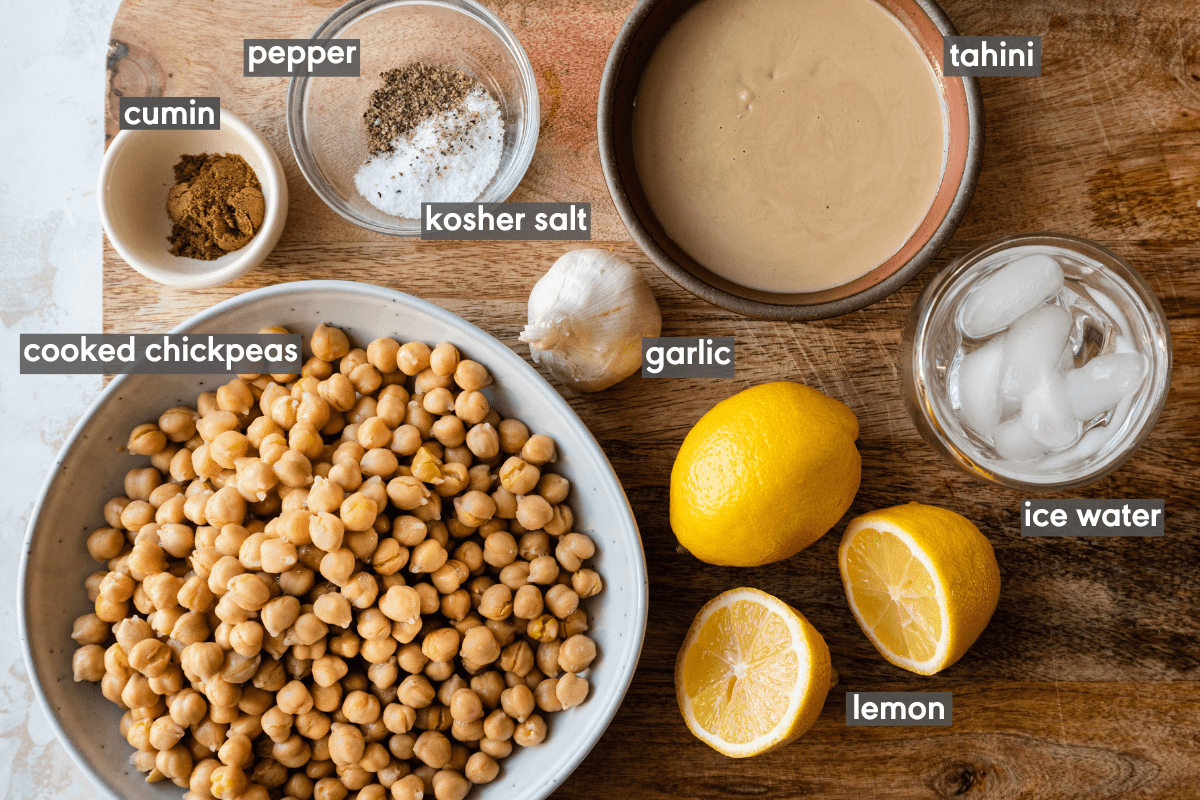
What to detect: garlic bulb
<box><xmin>520</xmin><ymin>249</ymin><xmax>662</xmax><ymax>392</ymax></box>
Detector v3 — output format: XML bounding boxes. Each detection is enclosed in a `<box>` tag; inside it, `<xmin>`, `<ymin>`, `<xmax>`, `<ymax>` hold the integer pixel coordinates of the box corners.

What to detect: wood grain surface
<box><xmin>102</xmin><ymin>0</ymin><xmax>1200</xmax><ymax>796</ymax></box>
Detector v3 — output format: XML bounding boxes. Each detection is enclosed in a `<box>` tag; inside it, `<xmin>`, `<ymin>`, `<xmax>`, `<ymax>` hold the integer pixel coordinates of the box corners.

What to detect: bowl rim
<box><xmin>96</xmin><ymin>108</ymin><xmax>289</xmax><ymax>289</ymax></box>
<box><xmin>597</xmin><ymin>0</ymin><xmax>984</xmax><ymax>320</ymax></box>
<box><xmin>19</xmin><ymin>280</ymin><xmax>648</xmax><ymax>800</ymax></box>
<box><xmin>286</xmin><ymin>0</ymin><xmax>541</xmax><ymax>237</ymax></box>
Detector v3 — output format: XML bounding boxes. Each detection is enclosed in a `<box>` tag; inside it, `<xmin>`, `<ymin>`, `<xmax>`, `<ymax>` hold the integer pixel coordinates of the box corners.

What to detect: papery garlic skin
<box><xmin>520</xmin><ymin>249</ymin><xmax>662</xmax><ymax>392</ymax></box>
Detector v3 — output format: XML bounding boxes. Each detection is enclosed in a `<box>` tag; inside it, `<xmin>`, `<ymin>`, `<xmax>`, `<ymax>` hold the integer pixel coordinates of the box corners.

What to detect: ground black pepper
<box><xmin>364</xmin><ymin>62</ymin><xmax>481</xmax><ymax>155</ymax></box>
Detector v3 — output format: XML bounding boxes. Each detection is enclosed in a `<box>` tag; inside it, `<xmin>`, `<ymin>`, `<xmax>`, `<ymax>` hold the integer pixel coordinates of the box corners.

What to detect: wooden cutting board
<box><xmin>103</xmin><ymin>0</ymin><xmax>1200</xmax><ymax>795</ymax></box>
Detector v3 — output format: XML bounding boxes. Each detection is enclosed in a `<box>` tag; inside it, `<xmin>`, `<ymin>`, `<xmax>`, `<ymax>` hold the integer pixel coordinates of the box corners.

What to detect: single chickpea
<box><xmin>372</xmin><ymin>538</ymin><xmax>409</xmax><ymax>576</ymax></box>
<box><xmin>459</xmin><ymin>627</ymin><xmax>500</xmax><ymax>666</ymax></box>
<box><xmin>512</xmin><ymin>584</ymin><xmax>544</xmax><ymax>620</ymax></box>
<box><xmin>453</xmin><ymin>361</ymin><xmax>491</xmax><ymax>393</ymax></box>
<box><xmin>412</xmin><ymin>731</ymin><xmax>451</xmax><ymax>769</ymax></box>
<box><xmin>320</xmin><ymin>548</ymin><xmax>356</xmax><ymax>588</ymax></box>
<box><xmin>430</xmin><ymin>416</ymin><xmax>466</xmax><ymax>449</ymax></box>
<box><xmin>428</xmin><ymin>343</ymin><xmax>460</xmax><ymax>377</ymax></box>
<box><xmin>342</xmin><ymin>690</ymin><xmax>382</xmax><ymax>725</ymax></box>
<box><xmin>182</xmin><ymin>642</ymin><xmax>225</xmax><ymax>682</ymax></box>
<box><xmin>86</xmin><ymin>527</ymin><xmax>125</xmax><ymax>563</ymax></box>
<box><xmin>544</xmin><ymin>584</ymin><xmax>580</xmax><ymax>619</ymax></box>
<box><xmin>277</xmin><ymin>680</ymin><xmax>315</xmax><ymax>715</ymax></box>
<box><xmin>99</xmin><ymin>570</ymin><xmax>135</xmax><ymax>603</ymax></box>
<box><xmin>71</xmin><ymin>613</ymin><xmax>109</xmax><ymax>646</ymax></box>
<box><xmin>535</xmin><ymin>678</ymin><xmax>563</xmax><ymax>713</ymax></box>
<box><xmin>340</xmin><ymin>492</ymin><xmax>378</xmax><ymax>532</ymax></box>
<box><xmin>224</xmin><ymin>573</ymin><xmax>270</xmax><ymax>611</ymax></box>
<box><xmin>433</xmin><ymin>463</ymin><xmax>469</xmax><ymax>497</ymax></box>
<box><xmin>559</xmin><ymin>634</ymin><xmax>597</xmax><ymax>673</ymax></box>
<box><xmin>170</xmin><ymin>689</ymin><xmax>208</xmax><ymax>728</ymax></box>
<box><xmin>396</xmin><ymin>342</ymin><xmax>432</xmax><ymax>376</ymax></box>
<box><xmin>479</xmin><ymin>737</ymin><xmax>512</xmax><ymax>760</ymax></box>
<box><xmin>519</xmin><ymin>434</ymin><xmax>557</xmax><ymax>466</ymax></box>
<box><xmin>227</xmin><ymin>620</ymin><xmax>263</xmax><ymax>658</ymax></box>
<box><xmin>128</xmin><ymin>637</ymin><xmax>172</xmax><ymax>677</ymax></box>
<box><xmin>498</xmin><ymin>457</ymin><xmax>540</xmax><ymax>496</ymax></box>
<box><xmin>528</xmin><ymin>615</ymin><xmax>560</xmax><ymax>645</ymax></box>
<box><xmin>361</xmin><ymin>448</ymin><xmax>400</xmax><ymax>479</ymax></box>
<box><xmin>313</xmin><ymin>592</ymin><xmax>353</xmax><ymax>629</ymax></box>
<box><xmin>156</xmin><ymin>743</ymin><xmax>194</xmax><ymax>782</ymax></box>
<box><xmin>124</xmin><ymin>467</ymin><xmax>162</xmax><ymax>502</ymax></box>
<box><xmin>527</xmin><ymin>556</ymin><xmax>560</xmax><ymax>585</ymax></box>
<box><xmin>312</xmin><ymin>324</ymin><xmax>351</xmax><ymax>362</ymax></box>
<box><xmin>515</xmin><ymin>494</ymin><xmax>554</xmax><ymax>531</ymax></box>
<box><xmin>421</xmin><ymin>388</ymin><xmax>454</xmax><ymax>417</ymax></box>
<box><xmin>391</xmin><ymin>773</ymin><xmax>425</xmax><ymax>800</ymax></box>
<box><xmin>72</xmin><ymin>645</ymin><xmax>105</xmax><ymax>682</ymax></box>
<box><xmin>463</xmin><ymin>423</ymin><xmax>499</xmax><ymax>460</ymax></box>
<box><xmin>512</xmin><ymin>714</ymin><xmax>547</xmax><ymax>748</ymax></box>
<box><xmin>210</xmin><ymin>764</ymin><xmax>249</xmax><ymax>799</ymax></box>
<box><xmin>421</xmin><ymin>628</ymin><xmax>461</xmax><ymax>663</ymax></box>
<box><xmin>364</xmin><ymin>337</ymin><xmax>399</xmax><ymax>373</ymax></box>
<box><xmin>562</xmin><ymin>609</ymin><xmax>590</xmax><ymax>639</ymax></box>
<box><xmin>500</xmin><ymin>641</ymin><xmax>534</xmax><ymax>678</ymax></box>
<box><xmin>121</xmin><ymin>672</ymin><xmax>159</xmax><ymax>710</ymax></box>
<box><xmin>361</xmin><ymin>636</ymin><xmax>399</xmax><ymax>665</ymax></box>
<box><xmin>462</xmin><ymin>751</ymin><xmax>499</xmax><ymax>785</ymax></box>
<box><xmin>274</xmin><ymin>450</ymin><xmax>314</xmax><ymax>488</ymax></box>
<box><xmin>409</xmin><ymin>540</ymin><xmax>448</xmax><ymax>575</ymax></box>
<box><xmin>500</xmin><ymin>685</ymin><xmax>534</xmax><ymax>723</ymax></box>
<box><xmin>499</xmin><ymin>561</ymin><xmax>531</xmax><ymax>591</ymax></box>
<box><xmin>159</xmin><ymin>407</ymin><xmax>199</xmax><ymax>443</ymax></box>
<box><xmin>302</xmin><ymin>356</ymin><xmax>335</xmax><ymax>381</ymax></box>
<box><xmin>431</xmin><ymin>769</ymin><xmax>470</xmax><ymax>800</ymax></box>
<box><xmin>378</xmin><ymin>584</ymin><xmax>422</xmax><ymax>624</ymax></box>
<box><xmin>217</xmin><ymin>731</ymin><xmax>253</xmax><ymax>767</ymax></box>
<box><xmin>128</xmin><ymin>423</ymin><xmax>168</xmax><ymax>456</ymax></box>
<box><xmin>453</xmin><ymin>391</ymin><xmax>489</xmax><ymax>427</ymax></box>
<box><xmin>496</xmin><ymin>419</ymin><xmax>529</xmax><ymax>455</ymax></box>
<box><xmin>121</xmin><ymin>501</ymin><xmax>156</xmax><ymax>533</ymax></box>
<box><xmin>448</xmin><ymin>689</ymin><xmax>483</xmax><ymax>725</ymax></box>
<box><xmin>475</xmin><ymin>583</ymin><xmax>512</xmax><ymax>620</ymax></box>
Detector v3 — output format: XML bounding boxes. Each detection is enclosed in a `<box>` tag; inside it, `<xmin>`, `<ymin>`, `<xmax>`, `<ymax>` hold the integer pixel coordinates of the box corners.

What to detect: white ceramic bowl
<box><xmin>98</xmin><ymin>109</ymin><xmax>289</xmax><ymax>288</ymax></box>
<box><xmin>20</xmin><ymin>281</ymin><xmax>647</xmax><ymax>800</ymax></box>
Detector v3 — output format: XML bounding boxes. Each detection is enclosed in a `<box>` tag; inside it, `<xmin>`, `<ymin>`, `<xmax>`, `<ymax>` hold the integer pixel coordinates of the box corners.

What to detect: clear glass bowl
<box><xmin>900</xmin><ymin>233</ymin><xmax>1173</xmax><ymax>491</ymax></box>
<box><xmin>287</xmin><ymin>0</ymin><xmax>539</xmax><ymax>236</ymax></box>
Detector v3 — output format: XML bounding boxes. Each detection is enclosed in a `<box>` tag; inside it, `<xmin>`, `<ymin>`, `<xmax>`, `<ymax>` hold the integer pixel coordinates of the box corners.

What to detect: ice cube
<box><xmin>1064</xmin><ymin>352</ymin><xmax>1148</xmax><ymax>420</ymax></box>
<box><xmin>993</xmin><ymin>417</ymin><xmax>1050</xmax><ymax>461</ymax></box>
<box><xmin>1020</xmin><ymin>373</ymin><xmax>1082</xmax><ymax>449</ymax></box>
<box><xmin>959</xmin><ymin>254</ymin><xmax>1065</xmax><ymax>338</ymax></box>
<box><xmin>998</xmin><ymin>304</ymin><xmax>1073</xmax><ymax>402</ymax></box>
<box><xmin>954</xmin><ymin>334</ymin><xmax>1005</xmax><ymax>437</ymax></box>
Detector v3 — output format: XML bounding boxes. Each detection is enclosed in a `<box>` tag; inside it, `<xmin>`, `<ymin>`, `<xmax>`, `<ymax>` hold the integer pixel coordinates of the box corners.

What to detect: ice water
<box><xmin>943</xmin><ymin>245</ymin><xmax>1151</xmax><ymax>478</ymax></box>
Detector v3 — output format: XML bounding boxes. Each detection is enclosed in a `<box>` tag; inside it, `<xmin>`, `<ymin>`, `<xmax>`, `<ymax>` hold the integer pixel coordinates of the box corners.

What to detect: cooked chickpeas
<box><xmin>74</xmin><ymin>324</ymin><xmax>603</xmax><ymax>800</ymax></box>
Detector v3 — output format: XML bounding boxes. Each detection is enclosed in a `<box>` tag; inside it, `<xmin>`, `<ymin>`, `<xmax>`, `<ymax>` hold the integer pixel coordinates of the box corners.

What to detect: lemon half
<box><xmin>838</xmin><ymin>503</ymin><xmax>1000</xmax><ymax>675</ymax></box>
<box><xmin>675</xmin><ymin>588</ymin><xmax>834</xmax><ymax>757</ymax></box>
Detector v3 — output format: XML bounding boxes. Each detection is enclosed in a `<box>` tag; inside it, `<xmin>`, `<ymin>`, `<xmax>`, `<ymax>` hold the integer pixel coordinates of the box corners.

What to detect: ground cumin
<box><xmin>166</xmin><ymin>153</ymin><xmax>265</xmax><ymax>260</ymax></box>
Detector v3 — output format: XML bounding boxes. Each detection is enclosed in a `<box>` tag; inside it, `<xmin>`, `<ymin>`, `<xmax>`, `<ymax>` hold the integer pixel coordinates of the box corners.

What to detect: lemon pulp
<box><xmin>841</xmin><ymin>526</ymin><xmax>942</xmax><ymax>664</ymax></box>
<box><xmin>683</xmin><ymin>599</ymin><xmax>801</xmax><ymax>744</ymax></box>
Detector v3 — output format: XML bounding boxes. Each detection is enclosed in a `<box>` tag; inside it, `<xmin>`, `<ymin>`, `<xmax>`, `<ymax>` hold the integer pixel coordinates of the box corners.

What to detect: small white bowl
<box><xmin>98</xmin><ymin>109</ymin><xmax>288</xmax><ymax>288</ymax></box>
<box><xmin>20</xmin><ymin>281</ymin><xmax>647</xmax><ymax>800</ymax></box>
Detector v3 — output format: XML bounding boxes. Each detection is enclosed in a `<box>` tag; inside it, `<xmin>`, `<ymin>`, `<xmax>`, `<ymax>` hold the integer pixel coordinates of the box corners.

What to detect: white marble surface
<box><xmin>1</xmin><ymin>0</ymin><xmax>122</xmax><ymax>796</ymax></box>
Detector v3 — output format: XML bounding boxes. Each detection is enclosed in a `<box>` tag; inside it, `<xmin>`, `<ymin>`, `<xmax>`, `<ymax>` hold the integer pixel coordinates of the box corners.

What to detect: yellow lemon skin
<box><xmin>839</xmin><ymin>502</ymin><xmax>1001</xmax><ymax>676</ymax></box>
<box><xmin>675</xmin><ymin>587</ymin><xmax>832</xmax><ymax>758</ymax></box>
<box><xmin>670</xmin><ymin>381</ymin><xmax>861</xmax><ymax>567</ymax></box>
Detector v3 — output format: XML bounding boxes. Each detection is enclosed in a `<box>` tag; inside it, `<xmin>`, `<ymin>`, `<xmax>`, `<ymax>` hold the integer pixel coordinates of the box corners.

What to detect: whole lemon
<box><xmin>670</xmin><ymin>381</ymin><xmax>861</xmax><ymax>566</ymax></box>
